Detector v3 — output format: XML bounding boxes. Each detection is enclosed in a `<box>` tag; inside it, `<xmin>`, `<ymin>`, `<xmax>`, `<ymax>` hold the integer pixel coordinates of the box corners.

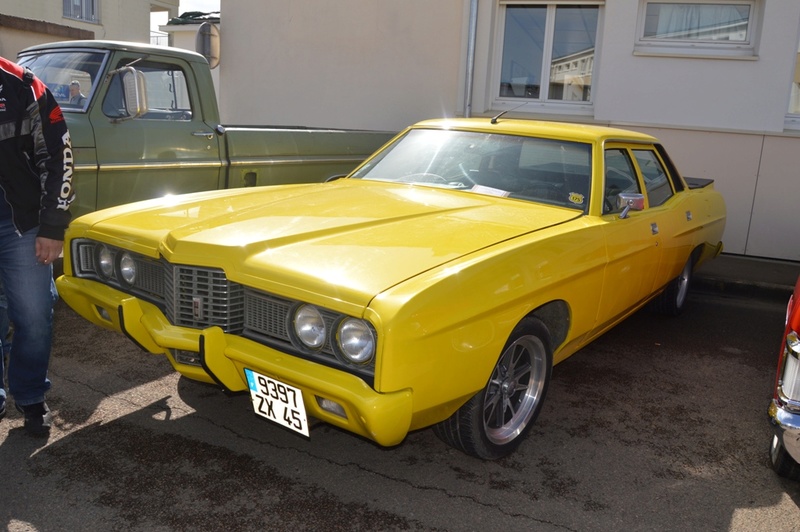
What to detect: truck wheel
<box><xmin>433</xmin><ymin>317</ymin><xmax>552</xmax><ymax>460</ymax></box>
<box><xmin>652</xmin><ymin>257</ymin><xmax>693</xmax><ymax>316</ymax></box>
<box><xmin>770</xmin><ymin>434</ymin><xmax>800</xmax><ymax>480</ymax></box>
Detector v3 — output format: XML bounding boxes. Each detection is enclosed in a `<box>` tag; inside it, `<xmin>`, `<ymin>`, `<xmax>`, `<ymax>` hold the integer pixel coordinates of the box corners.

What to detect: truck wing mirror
<box><xmin>107</xmin><ymin>65</ymin><xmax>148</xmax><ymax>122</ymax></box>
<box><xmin>617</xmin><ymin>192</ymin><xmax>645</xmax><ymax>219</ymax></box>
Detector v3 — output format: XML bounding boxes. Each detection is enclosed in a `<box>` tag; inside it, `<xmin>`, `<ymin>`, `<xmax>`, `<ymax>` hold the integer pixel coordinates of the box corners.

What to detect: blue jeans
<box><xmin>0</xmin><ymin>219</ymin><xmax>57</xmax><ymax>406</ymax></box>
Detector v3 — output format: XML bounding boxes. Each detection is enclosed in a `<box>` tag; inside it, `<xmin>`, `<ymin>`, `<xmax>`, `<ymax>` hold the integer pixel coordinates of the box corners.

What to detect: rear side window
<box><xmin>633</xmin><ymin>149</ymin><xmax>674</xmax><ymax>207</ymax></box>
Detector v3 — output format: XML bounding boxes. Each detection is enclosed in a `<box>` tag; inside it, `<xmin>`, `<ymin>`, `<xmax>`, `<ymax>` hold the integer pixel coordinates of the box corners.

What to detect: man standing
<box><xmin>0</xmin><ymin>57</ymin><xmax>74</xmax><ymax>436</ymax></box>
<box><xmin>68</xmin><ymin>80</ymin><xmax>86</xmax><ymax>106</ymax></box>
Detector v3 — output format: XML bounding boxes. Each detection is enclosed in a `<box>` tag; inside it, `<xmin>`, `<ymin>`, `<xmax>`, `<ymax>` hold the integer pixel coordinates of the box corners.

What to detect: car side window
<box><xmin>102</xmin><ymin>59</ymin><xmax>193</xmax><ymax>121</ymax></box>
<box><xmin>633</xmin><ymin>149</ymin><xmax>674</xmax><ymax>207</ymax></box>
<box><xmin>603</xmin><ymin>149</ymin><xmax>640</xmax><ymax>214</ymax></box>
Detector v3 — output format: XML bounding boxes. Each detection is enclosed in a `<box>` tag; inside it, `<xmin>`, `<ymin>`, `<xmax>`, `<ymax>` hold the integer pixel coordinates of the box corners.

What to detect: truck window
<box><xmin>102</xmin><ymin>60</ymin><xmax>193</xmax><ymax>121</ymax></box>
<box><xmin>17</xmin><ymin>50</ymin><xmax>105</xmax><ymax>112</ymax></box>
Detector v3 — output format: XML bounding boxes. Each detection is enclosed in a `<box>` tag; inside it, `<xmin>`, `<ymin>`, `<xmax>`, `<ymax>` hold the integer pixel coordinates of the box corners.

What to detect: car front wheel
<box><xmin>433</xmin><ymin>317</ymin><xmax>553</xmax><ymax>460</ymax></box>
<box><xmin>770</xmin><ymin>434</ymin><xmax>800</xmax><ymax>480</ymax></box>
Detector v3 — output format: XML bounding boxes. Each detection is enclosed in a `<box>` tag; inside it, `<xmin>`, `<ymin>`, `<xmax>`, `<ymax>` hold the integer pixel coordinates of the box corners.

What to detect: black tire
<box><xmin>433</xmin><ymin>317</ymin><xmax>553</xmax><ymax>460</ymax></box>
<box><xmin>770</xmin><ymin>434</ymin><xmax>800</xmax><ymax>481</ymax></box>
<box><xmin>651</xmin><ymin>256</ymin><xmax>693</xmax><ymax>316</ymax></box>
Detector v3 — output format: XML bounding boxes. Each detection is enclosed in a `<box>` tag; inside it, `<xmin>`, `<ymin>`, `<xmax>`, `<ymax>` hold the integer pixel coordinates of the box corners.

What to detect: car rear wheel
<box><xmin>769</xmin><ymin>434</ymin><xmax>800</xmax><ymax>480</ymax></box>
<box><xmin>433</xmin><ymin>317</ymin><xmax>552</xmax><ymax>460</ymax></box>
<box><xmin>651</xmin><ymin>256</ymin><xmax>693</xmax><ymax>316</ymax></box>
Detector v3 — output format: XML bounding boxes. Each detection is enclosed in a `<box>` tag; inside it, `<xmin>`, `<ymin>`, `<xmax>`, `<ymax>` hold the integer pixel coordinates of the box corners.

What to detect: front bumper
<box><xmin>57</xmin><ymin>275</ymin><xmax>414</xmax><ymax>446</ymax></box>
<box><xmin>768</xmin><ymin>399</ymin><xmax>800</xmax><ymax>464</ymax></box>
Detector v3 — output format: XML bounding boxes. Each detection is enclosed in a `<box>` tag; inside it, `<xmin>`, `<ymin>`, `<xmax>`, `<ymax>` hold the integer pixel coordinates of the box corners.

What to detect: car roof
<box><xmin>413</xmin><ymin>118</ymin><xmax>658</xmax><ymax>145</ymax></box>
<box><xmin>18</xmin><ymin>40</ymin><xmax>208</xmax><ymax>66</ymax></box>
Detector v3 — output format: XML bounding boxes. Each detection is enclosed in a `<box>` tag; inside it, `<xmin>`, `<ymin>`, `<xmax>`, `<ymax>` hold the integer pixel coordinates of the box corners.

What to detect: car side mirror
<box><xmin>617</xmin><ymin>192</ymin><xmax>645</xmax><ymax>219</ymax></box>
<box><xmin>107</xmin><ymin>65</ymin><xmax>148</xmax><ymax>122</ymax></box>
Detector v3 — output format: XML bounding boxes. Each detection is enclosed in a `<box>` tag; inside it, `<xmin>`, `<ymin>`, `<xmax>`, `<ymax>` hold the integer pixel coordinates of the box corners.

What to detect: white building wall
<box><xmin>595</xmin><ymin>2</ymin><xmax>799</xmax><ymax>133</ymax></box>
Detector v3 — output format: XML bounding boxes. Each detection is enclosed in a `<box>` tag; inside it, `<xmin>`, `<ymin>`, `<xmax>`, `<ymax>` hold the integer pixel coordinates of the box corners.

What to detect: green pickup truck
<box><xmin>17</xmin><ymin>40</ymin><xmax>394</xmax><ymax>218</ymax></box>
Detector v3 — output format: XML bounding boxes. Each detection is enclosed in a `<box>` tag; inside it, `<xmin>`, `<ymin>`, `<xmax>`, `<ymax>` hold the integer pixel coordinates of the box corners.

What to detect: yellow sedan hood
<box><xmin>78</xmin><ymin>180</ymin><xmax>581</xmax><ymax>307</ymax></box>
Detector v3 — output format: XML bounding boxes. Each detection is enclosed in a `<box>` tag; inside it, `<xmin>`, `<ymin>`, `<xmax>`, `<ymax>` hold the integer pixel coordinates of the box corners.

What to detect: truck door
<box><xmin>90</xmin><ymin>57</ymin><xmax>223</xmax><ymax>210</ymax></box>
<box><xmin>597</xmin><ymin>146</ymin><xmax>664</xmax><ymax>325</ymax></box>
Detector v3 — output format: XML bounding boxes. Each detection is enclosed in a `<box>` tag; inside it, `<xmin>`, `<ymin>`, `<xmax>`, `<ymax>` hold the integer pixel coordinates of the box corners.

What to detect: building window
<box><xmin>635</xmin><ymin>1</ymin><xmax>758</xmax><ymax>58</ymax></box>
<box><xmin>64</xmin><ymin>0</ymin><xmax>99</xmax><ymax>24</ymax></box>
<box><xmin>497</xmin><ymin>3</ymin><xmax>600</xmax><ymax>105</ymax></box>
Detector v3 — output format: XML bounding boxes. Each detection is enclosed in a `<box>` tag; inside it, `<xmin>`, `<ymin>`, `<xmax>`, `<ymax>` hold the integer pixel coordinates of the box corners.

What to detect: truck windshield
<box><xmin>351</xmin><ymin>128</ymin><xmax>592</xmax><ymax>212</ymax></box>
<box><xmin>17</xmin><ymin>50</ymin><xmax>107</xmax><ymax>113</ymax></box>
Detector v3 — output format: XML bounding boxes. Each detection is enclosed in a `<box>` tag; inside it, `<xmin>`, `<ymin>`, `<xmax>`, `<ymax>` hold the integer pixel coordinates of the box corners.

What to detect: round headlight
<box><xmin>293</xmin><ymin>304</ymin><xmax>326</xmax><ymax>349</ymax></box>
<box><xmin>119</xmin><ymin>252</ymin><xmax>137</xmax><ymax>285</ymax></box>
<box><xmin>337</xmin><ymin>318</ymin><xmax>375</xmax><ymax>365</ymax></box>
<box><xmin>97</xmin><ymin>245</ymin><xmax>114</xmax><ymax>278</ymax></box>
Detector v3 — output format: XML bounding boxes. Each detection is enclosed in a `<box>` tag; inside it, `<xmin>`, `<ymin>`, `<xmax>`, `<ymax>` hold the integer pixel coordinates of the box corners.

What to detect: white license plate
<box><xmin>245</xmin><ymin>369</ymin><xmax>309</xmax><ymax>437</ymax></box>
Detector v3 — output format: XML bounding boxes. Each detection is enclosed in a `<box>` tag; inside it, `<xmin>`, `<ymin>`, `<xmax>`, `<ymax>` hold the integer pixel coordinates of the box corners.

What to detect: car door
<box><xmin>90</xmin><ymin>56</ymin><xmax>223</xmax><ymax>210</ymax></box>
<box><xmin>630</xmin><ymin>146</ymin><xmax>693</xmax><ymax>291</ymax></box>
<box><xmin>597</xmin><ymin>145</ymin><xmax>664</xmax><ymax>326</ymax></box>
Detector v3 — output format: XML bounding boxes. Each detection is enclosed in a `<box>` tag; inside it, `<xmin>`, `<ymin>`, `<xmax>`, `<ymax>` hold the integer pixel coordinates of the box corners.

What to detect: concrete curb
<box><xmin>693</xmin><ymin>254</ymin><xmax>799</xmax><ymax>302</ymax></box>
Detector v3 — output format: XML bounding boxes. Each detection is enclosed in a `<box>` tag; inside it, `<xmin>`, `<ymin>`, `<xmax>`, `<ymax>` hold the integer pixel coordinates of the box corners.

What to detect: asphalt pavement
<box><xmin>0</xmin><ymin>251</ymin><xmax>798</xmax><ymax>531</ymax></box>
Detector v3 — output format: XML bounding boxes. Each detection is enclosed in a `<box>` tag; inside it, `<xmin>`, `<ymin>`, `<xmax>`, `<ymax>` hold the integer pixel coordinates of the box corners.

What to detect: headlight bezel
<box><xmin>96</xmin><ymin>244</ymin><xmax>115</xmax><ymax>279</ymax></box>
<box><xmin>336</xmin><ymin>318</ymin><xmax>376</xmax><ymax>366</ymax></box>
<box><xmin>118</xmin><ymin>252</ymin><xmax>137</xmax><ymax>285</ymax></box>
<box><xmin>291</xmin><ymin>303</ymin><xmax>328</xmax><ymax>350</ymax></box>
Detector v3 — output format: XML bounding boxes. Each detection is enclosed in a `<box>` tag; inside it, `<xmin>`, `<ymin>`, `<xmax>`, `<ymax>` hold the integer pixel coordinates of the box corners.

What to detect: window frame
<box><xmin>633</xmin><ymin>0</ymin><xmax>760</xmax><ymax>59</ymax></box>
<box><xmin>785</xmin><ymin>33</ymin><xmax>800</xmax><ymax>128</ymax></box>
<box><xmin>491</xmin><ymin>0</ymin><xmax>604</xmax><ymax>118</ymax></box>
<box><xmin>63</xmin><ymin>0</ymin><xmax>99</xmax><ymax>24</ymax></box>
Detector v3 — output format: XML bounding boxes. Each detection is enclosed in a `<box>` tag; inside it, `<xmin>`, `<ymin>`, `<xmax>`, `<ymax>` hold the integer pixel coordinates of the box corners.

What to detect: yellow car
<box><xmin>56</xmin><ymin>118</ymin><xmax>726</xmax><ymax>459</ymax></box>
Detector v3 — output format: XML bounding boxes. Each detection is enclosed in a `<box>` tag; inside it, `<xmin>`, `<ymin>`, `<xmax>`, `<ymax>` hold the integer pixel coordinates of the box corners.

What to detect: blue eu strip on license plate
<box><xmin>245</xmin><ymin>368</ymin><xmax>309</xmax><ymax>437</ymax></box>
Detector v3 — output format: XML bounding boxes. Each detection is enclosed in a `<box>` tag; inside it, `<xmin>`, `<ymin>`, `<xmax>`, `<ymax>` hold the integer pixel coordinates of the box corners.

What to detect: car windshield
<box><xmin>351</xmin><ymin>128</ymin><xmax>592</xmax><ymax>212</ymax></box>
<box><xmin>17</xmin><ymin>50</ymin><xmax>107</xmax><ymax>113</ymax></box>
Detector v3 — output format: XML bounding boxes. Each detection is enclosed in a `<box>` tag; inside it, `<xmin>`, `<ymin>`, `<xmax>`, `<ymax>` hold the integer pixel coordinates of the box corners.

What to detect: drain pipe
<box><xmin>463</xmin><ymin>0</ymin><xmax>478</xmax><ymax>118</ymax></box>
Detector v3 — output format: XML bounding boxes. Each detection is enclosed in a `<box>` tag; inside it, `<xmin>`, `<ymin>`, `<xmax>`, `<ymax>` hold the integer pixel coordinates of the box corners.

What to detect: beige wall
<box><xmin>219</xmin><ymin>0</ymin><xmax>467</xmax><ymax>130</ymax></box>
<box><xmin>0</xmin><ymin>0</ymin><xmax>179</xmax><ymax>59</ymax></box>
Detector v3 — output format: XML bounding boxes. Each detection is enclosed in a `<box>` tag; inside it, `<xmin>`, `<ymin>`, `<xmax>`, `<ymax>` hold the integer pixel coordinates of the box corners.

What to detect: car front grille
<box><xmin>71</xmin><ymin>238</ymin><xmax>374</xmax><ymax>380</ymax></box>
<box><xmin>164</xmin><ymin>265</ymin><xmax>245</xmax><ymax>333</ymax></box>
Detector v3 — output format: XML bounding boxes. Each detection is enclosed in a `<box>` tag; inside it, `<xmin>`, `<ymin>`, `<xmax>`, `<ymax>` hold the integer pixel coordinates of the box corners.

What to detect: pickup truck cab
<box><xmin>17</xmin><ymin>40</ymin><xmax>393</xmax><ymax>218</ymax></box>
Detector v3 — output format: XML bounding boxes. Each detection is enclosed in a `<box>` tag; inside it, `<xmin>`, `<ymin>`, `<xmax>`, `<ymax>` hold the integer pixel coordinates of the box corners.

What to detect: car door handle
<box><xmin>192</xmin><ymin>131</ymin><xmax>215</xmax><ymax>140</ymax></box>
<box><xmin>651</xmin><ymin>223</ymin><xmax>659</xmax><ymax>235</ymax></box>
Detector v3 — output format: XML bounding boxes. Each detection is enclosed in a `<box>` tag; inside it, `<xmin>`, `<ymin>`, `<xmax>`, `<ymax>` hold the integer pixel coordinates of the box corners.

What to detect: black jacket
<box><xmin>0</xmin><ymin>56</ymin><xmax>74</xmax><ymax>240</ymax></box>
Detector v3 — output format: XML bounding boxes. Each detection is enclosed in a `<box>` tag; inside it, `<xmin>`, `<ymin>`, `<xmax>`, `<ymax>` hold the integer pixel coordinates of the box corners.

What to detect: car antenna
<box><xmin>490</xmin><ymin>103</ymin><xmax>527</xmax><ymax>124</ymax></box>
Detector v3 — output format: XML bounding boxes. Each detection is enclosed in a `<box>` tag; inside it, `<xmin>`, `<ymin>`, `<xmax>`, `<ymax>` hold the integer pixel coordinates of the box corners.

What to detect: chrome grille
<box><xmin>164</xmin><ymin>265</ymin><xmax>245</xmax><ymax>333</ymax></box>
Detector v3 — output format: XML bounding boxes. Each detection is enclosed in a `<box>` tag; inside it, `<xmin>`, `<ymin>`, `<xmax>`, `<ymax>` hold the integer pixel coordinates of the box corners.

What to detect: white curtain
<box><xmin>651</xmin><ymin>4</ymin><xmax>749</xmax><ymax>41</ymax></box>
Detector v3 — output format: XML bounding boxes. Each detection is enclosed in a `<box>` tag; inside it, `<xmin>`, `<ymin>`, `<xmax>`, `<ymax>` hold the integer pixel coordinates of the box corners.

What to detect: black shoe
<box><xmin>0</xmin><ymin>397</ymin><xmax>5</xmax><ymax>420</ymax></box>
<box><xmin>15</xmin><ymin>402</ymin><xmax>51</xmax><ymax>436</ymax></box>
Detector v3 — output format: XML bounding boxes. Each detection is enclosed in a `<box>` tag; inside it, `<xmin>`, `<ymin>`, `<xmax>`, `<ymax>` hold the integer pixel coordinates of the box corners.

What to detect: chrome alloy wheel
<box><xmin>483</xmin><ymin>335</ymin><xmax>548</xmax><ymax>445</ymax></box>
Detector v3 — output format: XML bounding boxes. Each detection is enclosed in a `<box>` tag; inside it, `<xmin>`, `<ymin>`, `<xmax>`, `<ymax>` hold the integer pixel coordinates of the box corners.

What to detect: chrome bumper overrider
<box><xmin>769</xmin><ymin>399</ymin><xmax>800</xmax><ymax>464</ymax></box>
